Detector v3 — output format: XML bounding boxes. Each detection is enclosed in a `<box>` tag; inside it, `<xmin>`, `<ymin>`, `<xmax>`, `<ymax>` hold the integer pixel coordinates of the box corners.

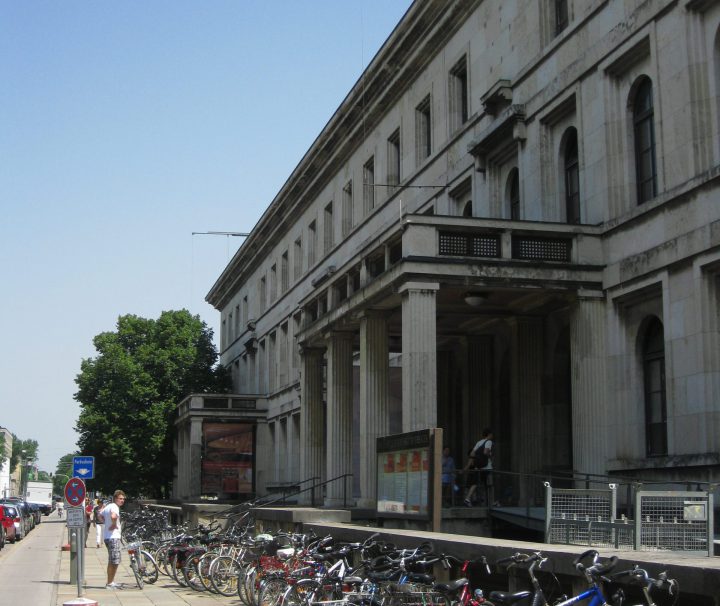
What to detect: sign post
<box><xmin>64</xmin><ymin>478</ymin><xmax>87</xmax><ymax>598</ymax></box>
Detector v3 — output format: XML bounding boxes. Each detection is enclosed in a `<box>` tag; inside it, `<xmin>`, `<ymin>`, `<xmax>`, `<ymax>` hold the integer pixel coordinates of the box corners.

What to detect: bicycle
<box><xmin>435</xmin><ymin>555</ymin><xmax>495</xmax><ymax>606</ymax></box>
<box><xmin>490</xmin><ymin>550</ymin><xmax>617</xmax><ymax>606</ymax></box>
<box><xmin>126</xmin><ymin>540</ymin><xmax>159</xmax><ymax>589</ymax></box>
<box><xmin>608</xmin><ymin>566</ymin><xmax>679</xmax><ymax>606</ymax></box>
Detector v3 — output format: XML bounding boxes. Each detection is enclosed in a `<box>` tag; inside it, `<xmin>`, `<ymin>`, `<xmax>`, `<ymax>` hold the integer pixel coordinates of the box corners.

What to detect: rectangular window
<box><xmin>259</xmin><ymin>276</ymin><xmax>267</xmax><ymax>313</ymax></box>
<box><xmin>294</xmin><ymin>237</ymin><xmax>303</xmax><ymax>280</ymax></box>
<box><xmin>234</xmin><ymin>304</ymin><xmax>240</xmax><ymax>337</ymax></box>
<box><xmin>281</xmin><ymin>251</ymin><xmax>289</xmax><ymax>293</ymax></box>
<box><xmin>270</xmin><ymin>263</ymin><xmax>277</xmax><ymax>303</ymax></box>
<box><xmin>449</xmin><ymin>56</ymin><xmax>468</xmax><ymax>132</ymax></box>
<box><xmin>221</xmin><ymin>318</ymin><xmax>227</xmax><ymax>349</ymax></box>
<box><xmin>268</xmin><ymin>332</ymin><xmax>277</xmax><ymax>392</ymax></box>
<box><xmin>363</xmin><ymin>156</ymin><xmax>375</xmax><ymax>215</ymax></box>
<box><xmin>387</xmin><ymin>129</ymin><xmax>401</xmax><ymax>194</ymax></box>
<box><xmin>258</xmin><ymin>339</ymin><xmax>266</xmax><ymax>393</ymax></box>
<box><xmin>228</xmin><ymin>311</ymin><xmax>234</xmax><ymax>342</ymax></box>
<box><xmin>242</xmin><ymin>295</ymin><xmax>248</xmax><ymax>326</ymax></box>
<box><xmin>415</xmin><ymin>95</ymin><xmax>432</xmax><ymax>164</ymax></box>
<box><xmin>279</xmin><ymin>322</ymin><xmax>288</xmax><ymax>387</ymax></box>
<box><xmin>308</xmin><ymin>221</ymin><xmax>317</xmax><ymax>267</ymax></box>
<box><xmin>555</xmin><ymin>0</ymin><xmax>568</xmax><ymax>36</ymax></box>
<box><xmin>324</xmin><ymin>202</ymin><xmax>334</xmax><ymax>253</ymax></box>
<box><xmin>342</xmin><ymin>181</ymin><xmax>353</xmax><ymax>237</ymax></box>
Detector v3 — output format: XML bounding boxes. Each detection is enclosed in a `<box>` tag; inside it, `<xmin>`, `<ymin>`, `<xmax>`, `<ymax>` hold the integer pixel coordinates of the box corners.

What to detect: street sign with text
<box><xmin>66</xmin><ymin>506</ymin><xmax>85</xmax><ymax>528</ymax></box>
<box><xmin>72</xmin><ymin>456</ymin><xmax>95</xmax><ymax>480</ymax></box>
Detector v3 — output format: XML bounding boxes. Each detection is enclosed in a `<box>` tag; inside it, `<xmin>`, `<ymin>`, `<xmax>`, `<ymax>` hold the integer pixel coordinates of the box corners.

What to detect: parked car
<box><xmin>0</xmin><ymin>505</ymin><xmax>17</xmax><ymax>544</ymax></box>
<box><xmin>0</xmin><ymin>503</ymin><xmax>25</xmax><ymax>541</ymax></box>
<box><xmin>28</xmin><ymin>502</ymin><xmax>42</xmax><ymax>526</ymax></box>
<box><xmin>14</xmin><ymin>501</ymin><xmax>34</xmax><ymax>533</ymax></box>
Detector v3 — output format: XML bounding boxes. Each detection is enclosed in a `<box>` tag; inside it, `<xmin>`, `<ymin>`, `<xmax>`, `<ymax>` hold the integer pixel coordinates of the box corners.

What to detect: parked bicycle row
<box><xmin>115</xmin><ymin>508</ymin><xmax>680</xmax><ymax>606</ymax></box>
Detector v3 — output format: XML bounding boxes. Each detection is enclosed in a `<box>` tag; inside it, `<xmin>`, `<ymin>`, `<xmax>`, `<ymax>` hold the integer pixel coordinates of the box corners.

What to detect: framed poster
<box><xmin>376</xmin><ymin>428</ymin><xmax>441</xmax><ymax>523</ymax></box>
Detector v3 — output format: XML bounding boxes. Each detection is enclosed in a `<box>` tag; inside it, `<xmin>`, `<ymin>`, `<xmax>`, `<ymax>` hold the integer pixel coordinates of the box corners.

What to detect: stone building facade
<box><xmin>206</xmin><ymin>0</ymin><xmax>720</xmax><ymax>506</ymax></box>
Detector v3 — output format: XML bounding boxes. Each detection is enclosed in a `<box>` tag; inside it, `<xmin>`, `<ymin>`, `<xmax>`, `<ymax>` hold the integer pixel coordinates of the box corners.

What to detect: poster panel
<box><xmin>201</xmin><ymin>422</ymin><xmax>254</xmax><ymax>497</ymax></box>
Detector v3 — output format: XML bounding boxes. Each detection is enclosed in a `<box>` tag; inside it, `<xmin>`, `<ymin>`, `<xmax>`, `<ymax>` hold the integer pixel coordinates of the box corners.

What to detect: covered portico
<box><xmin>296</xmin><ymin>215</ymin><xmax>606</xmax><ymax>508</ymax></box>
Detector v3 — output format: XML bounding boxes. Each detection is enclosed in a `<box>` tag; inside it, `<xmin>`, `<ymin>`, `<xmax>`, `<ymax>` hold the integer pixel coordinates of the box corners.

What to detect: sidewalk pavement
<box><xmin>56</xmin><ymin>526</ymin><xmax>235</xmax><ymax>605</ymax></box>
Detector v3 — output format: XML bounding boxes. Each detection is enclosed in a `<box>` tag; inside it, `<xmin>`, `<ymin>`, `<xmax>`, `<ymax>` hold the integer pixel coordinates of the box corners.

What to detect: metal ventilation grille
<box><xmin>439</xmin><ymin>232</ymin><xmax>500</xmax><ymax>257</ymax></box>
<box><xmin>513</xmin><ymin>236</ymin><xmax>571</xmax><ymax>262</ymax></box>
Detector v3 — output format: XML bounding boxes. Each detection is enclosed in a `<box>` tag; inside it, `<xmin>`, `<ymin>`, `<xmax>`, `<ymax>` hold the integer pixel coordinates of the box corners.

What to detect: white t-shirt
<box><xmin>102</xmin><ymin>502</ymin><xmax>121</xmax><ymax>540</ymax></box>
<box><xmin>472</xmin><ymin>438</ymin><xmax>493</xmax><ymax>470</ymax></box>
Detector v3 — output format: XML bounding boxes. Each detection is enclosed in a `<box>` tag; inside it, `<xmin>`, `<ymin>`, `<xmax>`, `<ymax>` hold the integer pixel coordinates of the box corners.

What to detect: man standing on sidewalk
<box><xmin>102</xmin><ymin>490</ymin><xmax>126</xmax><ymax>590</ymax></box>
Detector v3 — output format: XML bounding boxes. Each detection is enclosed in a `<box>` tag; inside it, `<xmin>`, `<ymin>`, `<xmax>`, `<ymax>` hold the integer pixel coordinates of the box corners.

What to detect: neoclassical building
<box><xmin>206</xmin><ymin>0</ymin><xmax>720</xmax><ymax>507</ymax></box>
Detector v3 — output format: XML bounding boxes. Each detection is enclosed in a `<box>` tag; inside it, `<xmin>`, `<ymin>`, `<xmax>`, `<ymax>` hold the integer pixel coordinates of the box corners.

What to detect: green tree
<box><xmin>11</xmin><ymin>436</ymin><xmax>38</xmax><ymax>474</ymax></box>
<box><xmin>53</xmin><ymin>453</ymin><xmax>76</xmax><ymax>495</ymax></box>
<box><xmin>75</xmin><ymin>310</ymin><xmax>230</xmax><ymax>498</ymax></box>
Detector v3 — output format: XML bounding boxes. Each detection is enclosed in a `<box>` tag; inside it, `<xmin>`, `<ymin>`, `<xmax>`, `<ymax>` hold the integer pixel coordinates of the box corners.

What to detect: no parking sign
<box><xmin>64</xmin><ymin>477</ymin><xmax>86</xmax><ymax>507</ymax></box>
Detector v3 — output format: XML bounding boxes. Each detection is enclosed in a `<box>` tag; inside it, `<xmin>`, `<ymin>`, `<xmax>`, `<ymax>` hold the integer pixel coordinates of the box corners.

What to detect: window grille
<box><xmin>512</xmin><ymin>236</ymin><xmax>571</xmax><ymax>262</ymax></box>
<box><xmin>439</xmin><ymin>232</ymin><xmax>500</xmax><ymax>257</ymax></box>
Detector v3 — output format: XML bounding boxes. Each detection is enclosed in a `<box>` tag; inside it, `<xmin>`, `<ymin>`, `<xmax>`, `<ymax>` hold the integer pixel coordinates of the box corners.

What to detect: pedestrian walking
<box><xmin>464</xmin><ymin>428</ymin><xmax>494</xmax><ymax>506</ymax></box>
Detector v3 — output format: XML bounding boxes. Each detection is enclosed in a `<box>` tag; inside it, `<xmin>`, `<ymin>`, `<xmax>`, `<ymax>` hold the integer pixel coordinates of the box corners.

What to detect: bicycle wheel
<box><xmin>196</xmin><ymin>551</ymin><xmax>217</xmax><ymax>592</ymax></box>
<box><xmin>239</xmin><ymin>564</ymin><xmax>258</xmax><ymax>606</ymax></box>
<box><xmin>210</xmin><ymin>555</ymin><xmax>242</xmax><ymax>597</ymax></box>
<box><xmin>130</xmin><ymin>556</ymin><xmax>145</xmax><ymax>590</ymax></box>
<box><xmin>139</xmin><ymin>550</ymin><xmax>159</xmax><ymax>585</ymax></box>
<box><xmin>258</xmin><ymin>576</ymin><xmax>288</xmax><ymax>606</ymax></box>
<box><xmin>284</xmin><ymin>579</ymin><xmax>324</xmax><ymax>606</ymax></box>
<box><xmin>171</xmin><ymin>553</ymin><xmax>188</xmax><ymax>587</ymax></box>
<box><xmin>183</xmin><ymin>553</ymin><xmax>207</xmax><ymax>592</ymax></box>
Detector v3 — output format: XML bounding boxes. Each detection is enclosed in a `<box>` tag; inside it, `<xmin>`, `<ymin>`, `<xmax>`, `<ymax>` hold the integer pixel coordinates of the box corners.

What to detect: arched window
<box><xmin>643</xmin><ymin>317</ymin><xmax>667</xmax><ymax>456</ymax></box>
<box><xmin>507</xmin><ymin>168</ymin><xmax>520</xmax><ymax>220</ymax></box>
<box><xmin>633</xmin><ymin>78</ymin><xmax>657</xmax><ymax>204</ymax></box>
<box><xmin>563</xmin><ymin>128</ymin><xmax>580</xmax><ymax>224</ymax></box>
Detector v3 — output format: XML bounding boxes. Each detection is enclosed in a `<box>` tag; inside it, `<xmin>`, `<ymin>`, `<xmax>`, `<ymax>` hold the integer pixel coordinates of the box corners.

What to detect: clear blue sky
<box><xmin>0</xmin><ymin>0</ymin><xmax>412</xmax><ymax>473</ymax></box>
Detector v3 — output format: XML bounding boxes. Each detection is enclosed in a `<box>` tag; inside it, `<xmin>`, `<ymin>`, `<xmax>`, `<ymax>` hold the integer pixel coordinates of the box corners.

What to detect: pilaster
<box><xmin>299</xmin><ymin>347</ymin><xmax>325</xmax><ymax>504</ymax></box>
<box><xmin>325</xmin><ymin>332</ymin><xmax>354</xmax><ymax>506</ymax></box>
<box><xmin>358</xmin><ymin>311</ymin><xmax>389</xmax><ymax>508</ymax></box>
<box><xmin>570</xmin><ymin>298</ymin><xmax>609</xmax><ymax>476</ymax></box>
<box><xmin>400</xmin><ymin>282</ymin><xmax>439</xmax><ymax>431</ymax></box>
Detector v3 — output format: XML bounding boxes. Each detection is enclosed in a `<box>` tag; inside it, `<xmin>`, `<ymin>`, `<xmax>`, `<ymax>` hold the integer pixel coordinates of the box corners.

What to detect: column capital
<box><xmin>324</xmin><ymin>330</ymin><xmax>355</xmax><ymax>343</ymax></box>
<box><xmin>398</xmin><ymin>281</ymin><xmax>440</xmax><ymax>295</ymax></box>
<box><xmin>299</xmin><ymin>344</ymin><xmax>325</xmax><ymax>358</ymax></box>
<box><xmin>356</xmin><ymin>309</ymin><xmax>391</xmax><ymax>321</ymax></box>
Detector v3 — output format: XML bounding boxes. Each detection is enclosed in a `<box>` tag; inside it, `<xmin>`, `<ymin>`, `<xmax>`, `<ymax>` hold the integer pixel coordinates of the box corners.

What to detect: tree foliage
<box><xmin>11</xmin><ymin>435</ymin><xmax>38</xmax><ymax>474</ymax></box>
<box><xmin>75</xmin><ymin>310</ymin><xmax>231</xmax><ymax>498</ymax></box>
<box><xmin>52</xmin><ymin>453</ymin><xmax>76</xmax><ymax>495</ymax></box>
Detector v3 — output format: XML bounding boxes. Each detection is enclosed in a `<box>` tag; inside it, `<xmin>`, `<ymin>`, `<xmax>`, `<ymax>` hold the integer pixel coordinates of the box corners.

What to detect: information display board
<box><xmin>376</xmin><ymin>428</ymin><xmax>441</xmax><ymax>523</ymax></box>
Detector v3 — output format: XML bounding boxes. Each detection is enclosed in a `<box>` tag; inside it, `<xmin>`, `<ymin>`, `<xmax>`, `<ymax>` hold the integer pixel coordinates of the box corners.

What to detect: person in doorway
<box><xmin>93</xmin><ymin>498</ymin><xmax>104</xmax><ymax>548</ymax></box>
<box><xmin>441</xmin><ymin>447</ymin><xmax>457</xmax><ymax>505</ymax></box>
<box><xmin>464</xmin><ymin>428</ymin><xmax>494</xmax><ymax>506</ymax></box>
<box><xmin>103</xmin><ymin>490</ymin><xmax>126</xmax><ymax>590</ymax></box>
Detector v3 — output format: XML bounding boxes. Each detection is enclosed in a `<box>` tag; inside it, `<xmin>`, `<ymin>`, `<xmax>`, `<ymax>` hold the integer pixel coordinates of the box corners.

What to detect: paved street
<box><xmin>0</xmin><ymin>516</ymin><xmax>238</xmax><ymax>605</ymax></box>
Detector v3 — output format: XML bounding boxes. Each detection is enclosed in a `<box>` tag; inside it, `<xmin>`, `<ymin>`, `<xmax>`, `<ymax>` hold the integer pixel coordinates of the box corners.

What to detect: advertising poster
<box><xmin>201</xmin><ymin>422</ymin><xmax>254</xmax><ymax>497</ymax></box>
<box><xmin>376</xmin><ymin>429</ymin><xmax>438</xmax><ymax>519</ymax></box>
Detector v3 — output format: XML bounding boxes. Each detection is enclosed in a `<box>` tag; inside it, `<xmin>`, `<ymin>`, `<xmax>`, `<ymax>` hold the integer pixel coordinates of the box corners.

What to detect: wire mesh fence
<box><xmin>635</xmin><ymin>491</ymin><xmax>713</xmax><ymax>555</ymax></box>
<box><xmin>545</xmin><ymin>484</ymin><xmax>714</xmax><ymax>555</ymax></box>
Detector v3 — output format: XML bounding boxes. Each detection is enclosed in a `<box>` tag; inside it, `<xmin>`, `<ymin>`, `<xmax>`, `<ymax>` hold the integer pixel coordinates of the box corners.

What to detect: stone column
<box><xmin>189</xmin><ymin>417</ymin><xmax>203</xmax><ymax>499</ymax></box>
<box><xmin>325</xmin><ymin>332</ymin><xmax>354</xmax><ymax>507</ymax></box>
<box><xmin>358</xmin><ymin>311</ymin><xmax>389</xmax><ymax>508</ymax></box>
<box><xmin>400</xmin><ymin>282</ymin><xmax>439</xmax><ymax>431</ymax></box>
<box><xmin>510</xmin><ymin>317</ymin><xmax>543</xmax><ymax>504</ymax></box>
<box><xmin>299</xmin><ymin>347</ymin><xmax>325</xmax><ymax>505</ymax></box>
<box><xmin>570</xmin><ymin>297</ymin><xmax>608</xmax><ymax>477</ymax></box>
